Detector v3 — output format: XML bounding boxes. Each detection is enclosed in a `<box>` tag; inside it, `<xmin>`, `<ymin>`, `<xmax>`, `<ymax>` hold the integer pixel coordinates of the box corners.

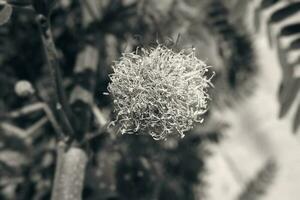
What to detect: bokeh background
<box><xmin>0</xmin><ymin>0</ymin><xmax>299</xmax><ymax>199</ymax></box>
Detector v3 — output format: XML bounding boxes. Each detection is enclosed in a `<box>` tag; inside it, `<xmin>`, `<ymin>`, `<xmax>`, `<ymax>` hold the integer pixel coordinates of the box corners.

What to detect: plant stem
<box><xmin>35</xmin><ymin>13</ymin><xmax>84</xmax><ymax>200</ymax></box>
<box><xmin>36</xmin><ymin>14</ymin><xmax>74</xmax><ymax>138</ymax></box>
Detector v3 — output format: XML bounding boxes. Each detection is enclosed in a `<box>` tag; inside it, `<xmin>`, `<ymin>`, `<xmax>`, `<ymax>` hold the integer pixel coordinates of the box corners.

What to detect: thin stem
<box><xmin>6</xmin><ymin>102</ymin><xmax>63</xmax><ymax>138</ymax></box>
<box><xmin>36</xmin><ymin>14</ymin><xmax>74</xmax><ymax>137</ymax></box>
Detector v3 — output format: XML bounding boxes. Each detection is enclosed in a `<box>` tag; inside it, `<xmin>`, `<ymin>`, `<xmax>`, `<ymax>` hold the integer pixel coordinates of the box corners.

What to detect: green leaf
<box><xmin>0</xmin><ymin>2</ymin><xmax>12</xmax><ymax>26</ymax></box>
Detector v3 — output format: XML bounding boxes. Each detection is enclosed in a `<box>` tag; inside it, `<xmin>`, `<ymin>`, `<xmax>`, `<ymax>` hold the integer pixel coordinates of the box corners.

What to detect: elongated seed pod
<box><xmin>55</xmin><ymin>147</ymin><xmax>88</xmax><ymax>200</ymax></box>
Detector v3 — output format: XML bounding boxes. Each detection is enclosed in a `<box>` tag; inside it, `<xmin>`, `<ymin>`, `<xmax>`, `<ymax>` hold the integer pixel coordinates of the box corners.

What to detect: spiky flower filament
<box><xmin>108</xmin><ymin>45</ymin><xmax>214</xmax><ymax>140</ymax></box>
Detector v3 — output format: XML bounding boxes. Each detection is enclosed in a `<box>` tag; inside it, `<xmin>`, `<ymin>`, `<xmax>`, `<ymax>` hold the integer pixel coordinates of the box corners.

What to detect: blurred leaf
<box><xmin>254</xmin><ymin>1</ymin><xmax>300</xmax><ymax>132</ymax></box>
<box><xmin>70</xmin><ymin>86</ymin><xmax>93</xmax><ymax>105</ymax></box>
<box><xmin>0</xmin><ymin>150</ymin><xmax>27</xmax><ymax>168</ymax></box>
<box><xmin>0</xmin><ymin>2</ymin><xmax>12</xmax><ymax>26</ymax></box>
<box><xmin>238</xmin><ymin>160</ymin><xmax>277</xmax><ymax>200</ymax></box>
<box><xmin>279</xmin><ymin>78</ymin><xmax>300</xmax><ymax>118</ymax></box>
<box><xmin>293</xmin><ymin>103</ymin><xmax>300</xmax><ymax>132</ymax></box>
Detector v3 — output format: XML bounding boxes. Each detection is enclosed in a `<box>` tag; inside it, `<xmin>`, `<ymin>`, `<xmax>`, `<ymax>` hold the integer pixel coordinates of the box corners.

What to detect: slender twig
<box><xmin>8</xmin><ymin>102</ymin><xmax>45</xmax><ymax>118</ymax></box>
<box><xmin>26</xmin><ymin>116</ymin><xmax>48</xmax><ymax>137</ymax></box>
<box><xmin>42</xmin><ymin>104</ymin><xmax>64</xmax><ymax>137</ymax></box>
<box><xmin>0</xmin><ymin>122</ymin><xmax>25</xmax><ymax>138</ymax></box>
<box><xmin>36</xmin><ymin>14</ymin><xmax>74</xmax><ymax>137</ymax></box>
<box><xmin>6</xmin><ymin>102</ymin><xmax>63</xmax><ymax>138</ymax></box>
<box><xmin>0</xmin><ymin>117</ymin><xmax>48</xmax><ymax>146</ymax></box>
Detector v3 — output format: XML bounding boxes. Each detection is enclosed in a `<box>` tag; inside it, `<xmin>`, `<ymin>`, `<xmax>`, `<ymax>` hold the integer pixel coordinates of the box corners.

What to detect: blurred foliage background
<box><xmin>0</xmin><ymin>0</ymin><xmax>299</xmax><ymax>200</ymax></box>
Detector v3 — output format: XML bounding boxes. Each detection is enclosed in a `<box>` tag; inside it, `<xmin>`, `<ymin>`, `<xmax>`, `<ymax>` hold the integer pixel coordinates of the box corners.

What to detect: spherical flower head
<box><xmin>108</xmin><ymin>45</ymin><xmax>214</xmax><ymax>140</ymax></box>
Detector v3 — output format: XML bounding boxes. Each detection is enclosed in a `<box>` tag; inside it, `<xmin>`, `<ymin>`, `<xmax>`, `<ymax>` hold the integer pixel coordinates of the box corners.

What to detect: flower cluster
<box><xmin>108</xmin><ymin>45</ymin><xmax>213</xmax><ymax>140</ymax></box>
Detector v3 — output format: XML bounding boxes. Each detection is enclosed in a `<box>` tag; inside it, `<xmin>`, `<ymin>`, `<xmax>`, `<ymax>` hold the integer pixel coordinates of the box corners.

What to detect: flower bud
<box><xmin>15</xmin><ymin>80</ymin><xmax>35</xmax><ymax>97</ymax></box>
